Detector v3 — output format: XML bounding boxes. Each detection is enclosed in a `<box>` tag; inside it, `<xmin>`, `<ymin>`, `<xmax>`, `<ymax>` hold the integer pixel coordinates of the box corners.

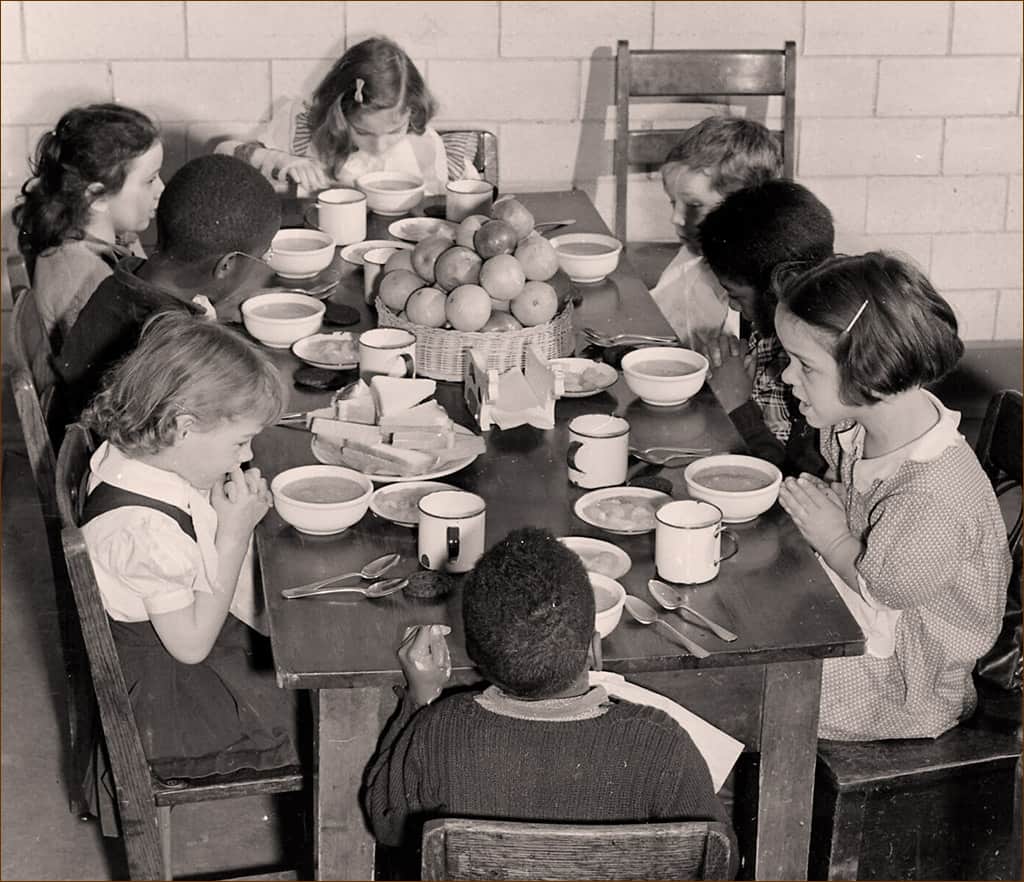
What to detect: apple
<box><xmin>491</xmin><ymin>197</ymin><xmax>535</xmax><ymax>239</ymax></box>
<box><xmin>456</xmin><ymin>214</ymin><xmax>491</xmax><ymax>249</ymax></box>
<box><xmin>474</xmin><ymin>219</ymin><xmax>518</xmax><ymax>259</ymax></box>
<box><xmin>434</xmin><ymin>245</ymin><xmax>483</xmax><ymax>292</ymax></box>
<box><xmin>411</xmin><ymin>235</ymin><xmax>454</xmax><ymax>284</ymax></box>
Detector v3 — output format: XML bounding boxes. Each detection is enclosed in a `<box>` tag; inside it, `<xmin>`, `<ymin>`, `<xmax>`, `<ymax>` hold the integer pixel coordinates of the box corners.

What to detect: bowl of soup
<box><xmin>241</xmin><ymin>291</ymin><xmax>325</xmax><ymax>348</ymax></box>
<box><xmin>621</xmin><ymin>346</ymin><xmax>708</xmax><ymax>406</ymax></box>
<box><xmin>356</xmin><ymin>171</ymin><xmax>425</xmax><ymax>216</ymax></box>
<box><xmin>589</xmin><ymin>572</ymin><xmax>626</xmax><ymax>638</ymax></box>
<box><xmin>549</xmin><ymin>233</ymin><xmax>623</xmax><ymax>283</ymax></box>
<box><xmin>271</xmin><ymin>465</ymin><xmax>374</xmax><ymax>535</ymax></box>
<box><xmin>684</xmin><ymin>454</ymin><xmax>783</xmax><ymax>523</ymax></box>
<box><xmin>268</xmin><ymin>228</ymin><xmax>336</xmax><ymax>279</ymax></box>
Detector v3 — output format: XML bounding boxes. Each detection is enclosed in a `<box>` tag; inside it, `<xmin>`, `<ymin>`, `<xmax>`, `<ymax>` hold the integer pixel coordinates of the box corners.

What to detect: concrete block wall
<box><xmin>2</xmin><ymin>0</ymin><xmax>1021</xmax><ymax>344</ymax></box>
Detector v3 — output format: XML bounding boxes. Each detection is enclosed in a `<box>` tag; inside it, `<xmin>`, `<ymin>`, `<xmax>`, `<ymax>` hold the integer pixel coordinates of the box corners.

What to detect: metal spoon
<box><xmin>629</xmin><ymin>446</ymin><xmax>711</xmax><ymax>467</ymax></box>
<box><xmin>582</xmin><ymin>327</ymin><xmax>679</xmax><ymax>347</ymax></box>
<box><xmin>534</xmin><ymin>218</ymin><xmax>576</xmax><ymax>235</ymax></box>
<box><xmin>281</xmin><ymin>552</ymin><xmax>401</xmax><ymax>598</ymax></box>
<box><xmin>647</xmin><ymin>580</ymin><xmax>738</xmax><ymax>642</ymax></box>
<box><xmin>623</xmin><ymin>596</ymin><xmax>710</xmax><ymax>658</ymax></box>
<box><xmin>283</xmin><ymin>577</ymin><xmax>408</xmax><ymax>600</ymax></box>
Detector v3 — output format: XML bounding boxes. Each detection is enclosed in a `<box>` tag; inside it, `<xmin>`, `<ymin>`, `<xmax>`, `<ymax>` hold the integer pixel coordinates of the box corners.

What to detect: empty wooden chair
<box><xmin>613</xmin><ymin>40</ymin><xmax>796</xmax><ymax>242</ymax></box>
<box><xmin>56</xmin><ymin>424</ymin><xmax>306</xmax><ymax>880</ymax></box>
<box><xmin>811</xmin><ymin>389</ymin><xmax>1023</xmax><ymax>881</ymax></box>
<box><xmin>421</xmin><ymin>818</ymin><xmax>735</xmax><ymax>881</ymax></box>
<box><xmin>439</xmin><ymin>129</ymin><xmax>500</xmax><ymax>188</ymax></box>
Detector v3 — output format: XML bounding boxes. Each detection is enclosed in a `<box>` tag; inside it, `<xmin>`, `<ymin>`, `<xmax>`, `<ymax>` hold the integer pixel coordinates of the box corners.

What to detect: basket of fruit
<box><xmin>373</xmin><ymin>198</ymin><xmax>576</xmax><ymax>382</ymax></box>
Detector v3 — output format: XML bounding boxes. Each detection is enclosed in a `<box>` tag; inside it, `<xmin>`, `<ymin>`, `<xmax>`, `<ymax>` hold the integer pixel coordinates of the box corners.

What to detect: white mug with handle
<box><xmin>358</xmin><ymin>327</ymin><xmax>416</xmax><ymax>380</ymax></box>
<box><xmin>418</xmin><ymin>491</ymin><xmax>487</xmax><ymax>573</ymax></box>
<box><xmin>566</xmin><ymin>414</ymin><xmax>629</xmax><ymax>488</ymax></box>
<box><xmin>655</xmin><ymin>499</ymin><xmax>739</xmax><ymax>585</ymax></box>
<box><xmin>304</xmin><ymin>187</ymin><xmax>367</xmax><ymax>246</ymax></box>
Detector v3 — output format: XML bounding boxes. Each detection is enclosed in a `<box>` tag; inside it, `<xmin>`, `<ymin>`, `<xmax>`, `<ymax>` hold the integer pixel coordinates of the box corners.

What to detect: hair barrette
<box><xmin>843</xmin><ymin>299</ymin><xmax>869</xmax><ymax>334</ymax></box>
<box><xmin>353</xmin><ymin>78</ymin><xmax>365</xmax><ymax>104</ymax></box>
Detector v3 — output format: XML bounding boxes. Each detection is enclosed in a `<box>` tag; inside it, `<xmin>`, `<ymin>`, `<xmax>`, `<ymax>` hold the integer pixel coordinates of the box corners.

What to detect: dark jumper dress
<box><xmin>81</xmin><ymin>483</ymin><xmax>302</xmax><ymax>809</ymax></box>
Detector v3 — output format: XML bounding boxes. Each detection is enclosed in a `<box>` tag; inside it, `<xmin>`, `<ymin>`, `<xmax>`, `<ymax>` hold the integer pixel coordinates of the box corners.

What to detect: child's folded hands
<box><xmin>704</xmin><ymin>333</ymin><xmax>754</xmax><ymax>413</ymax></box>
<box><xmin>212</xmin><ymin>465</ymin><xmax>273</xmax><ymax>540</ymax></box>
<box><xmin>399</xmin><ymin>624</ymin><xmax>452</xmax><ymax>708</ymax></box>
<box><xmin>780</xmin><ymin>474</ymin><xmax>858</xmax><ymax>562</ymax></box>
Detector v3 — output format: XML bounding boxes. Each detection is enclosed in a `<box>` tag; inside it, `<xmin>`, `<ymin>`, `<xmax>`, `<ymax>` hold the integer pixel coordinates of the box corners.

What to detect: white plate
<box><xmin>370</xmin><ymin>481</ymin><xmax>459</xmax><ymax>527</ymax></box>
<box><xmin>549</xmin><ymin>358</ymin><xmax>618</xmax><ymax>398</ymax></box>
<box><xmin>558</xmin><ymin>536</ymin><xmax>632</xmax><ymax>580</ymax></box>
<box><xmin>291</xmin><ymin>332</ymin><xmax>359</xmax><ymax>370</ymax></box>
<box><xmin>573</xmin><ymin>486</ymin><xmax>672</xmax><ymax>535</ymax></box>
<box><xmin>387</xmin><ymin>218</ymin><xmax>458</xmax><ymax>243</ymax></box>
<box><xmin>339</xmin><ymin>239</ymin><xmax>413</xmax><ymax>266</ymax></box>
<box><xmin>311</xmin><ymin>425</ymin><xmax>481</xmax><ymax>483</ymax></box>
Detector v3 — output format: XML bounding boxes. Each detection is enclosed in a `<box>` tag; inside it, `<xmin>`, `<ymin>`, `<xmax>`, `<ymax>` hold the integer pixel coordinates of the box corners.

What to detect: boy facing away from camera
<box><xmin>364</xmin><ymin>527</ymin><xmax>734</xmax><ymax>864</ymax></box>
<box><xmin>698</xmin><ymin>179</ymin><xmax>835</xmax><ymax>478</ymax></box>
<box><xmin>650</xmin><ymin>116</ymin><xmax>782</xmax><ymax>348</ymax></box>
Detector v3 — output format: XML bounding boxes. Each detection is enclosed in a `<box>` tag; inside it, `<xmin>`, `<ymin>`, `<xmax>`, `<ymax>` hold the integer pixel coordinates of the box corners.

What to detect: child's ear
<box><xmin>212</xmin><ymin>252</ymin><xmax>239</xmax><ymax>280</ymax></box>
<box><xmin>587</xmin><ymin>631</ymin><xmax>603</xmax><ymax>672</ymax></box>
<box><xmin>86</xmin><ymin>182</ymin><xmax>108</xmax><ymax>212</ymax></box>
<box><xmin>173</xmin><ymin>414</ymin><xmax>197</xmax><ymax>441</ymax></box>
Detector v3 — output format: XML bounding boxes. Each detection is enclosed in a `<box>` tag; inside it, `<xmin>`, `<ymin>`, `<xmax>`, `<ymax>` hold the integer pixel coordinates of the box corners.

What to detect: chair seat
<box><xmin>153</xmin><ymin>765</ymin><xmax>305</xmax><ymax>807</ymax></box>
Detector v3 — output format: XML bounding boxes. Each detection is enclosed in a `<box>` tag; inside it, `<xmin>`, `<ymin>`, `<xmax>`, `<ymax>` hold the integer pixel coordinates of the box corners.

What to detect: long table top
<box><xmin>254</xmin><ymin>190</ymin><xmax>864</xmax><ymax>691</ymax></box>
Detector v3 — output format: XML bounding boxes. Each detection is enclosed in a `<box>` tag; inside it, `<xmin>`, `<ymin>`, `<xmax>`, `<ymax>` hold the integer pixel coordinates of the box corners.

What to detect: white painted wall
<box><xmin>2</xmin><ymin>0</ymin><xmax>1021</xmax><ymax>340</ymax></box>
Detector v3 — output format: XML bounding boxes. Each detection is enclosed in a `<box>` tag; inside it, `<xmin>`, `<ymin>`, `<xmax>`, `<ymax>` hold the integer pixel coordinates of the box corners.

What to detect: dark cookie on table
<box><xmin>323</xmin><ymin>301</ymin><xmax>361</xmax><ymax>327</ymax></box>
<box><xmin>293</xmin><ymin>366</ymin><xmax>354</xmax><ymax>391</ymax></box>
<box><xmin>627</xmin><ymin>474</ymin><xmax>674</xmax><ymax>495</ymax></box>
<box><xmin>404</xmin><ymin>569</ymin><xmax>460</xmax><ymax>600</ymax></box>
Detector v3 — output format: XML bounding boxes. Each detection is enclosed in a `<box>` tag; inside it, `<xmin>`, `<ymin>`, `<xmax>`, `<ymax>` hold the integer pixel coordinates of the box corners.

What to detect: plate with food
<box><xmin>339</xmin><ymin>239</ymin><xmax>413</xmax><ymax>266</ymax></box>
<box><xmin>312</xmin><ymin>435</ymin><xmax>478</xmax><ymax>483</ymax></box>
<box><xmin>574</xmin><ymin>486</ymin><xmax>672</xmax><ymax>535</ymax></box>
<box><xmin>549</xmin><ymin>358</ymin><xmax>618</xmax><ymax>398</ymax></box>
<box><xmin>558</xmin><ymin>536</ymin><xmax>632</xmax><ymax>579</ymax></box>
<box><xmin>387</xmin><ymin>217</ymin><xmax>458</xmax><ymax>243</ymax></box>
<box><xmin>292</xmin><ymin>332</ymin><xmax>359</xmax><ymax>369</ymax></box>
<box><xmin>370</xmin><ymin>481</ymin><xmax>459</xmax><ymax>527</ymax></box>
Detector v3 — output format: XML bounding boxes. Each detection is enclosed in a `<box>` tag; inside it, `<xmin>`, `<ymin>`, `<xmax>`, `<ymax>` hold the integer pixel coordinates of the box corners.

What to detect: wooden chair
<box><xmin>56</xmin><ymin>424</ymin><xmax>306</xmax><ymax>880</ymax></box>
<box><xmin>439</xmin><ymin>129</ymin><xmax>500</xmax><ymax>188</ymax></box>
<box><xmin>420</xmin><ymin>818</ymin><xmax>735</xmax><ymax>881</ymax></box>
<box><xmin>613</xmin><ymin>40</ymin><xmax>796</xmax><ymax>242</ymax></box>
<box><xmin>810</xmin><ymin>389</ymin><xmax>1023</xmax><ymax>881</ymax></box>
<box><xmin>7</xmin><ymin>252</ymin><xmax>32</xmax><ymax>304</ymax></box>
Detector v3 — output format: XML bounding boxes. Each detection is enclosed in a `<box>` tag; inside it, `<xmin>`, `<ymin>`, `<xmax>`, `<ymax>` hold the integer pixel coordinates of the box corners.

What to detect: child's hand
<box><xmin>705</xmin><ymin>334</ymin><xmax>753</xmax><ymax>413</ymax></box>
<box><xmin>259</xmin><ymin>149</ymin><xmax>330</xmax><ymax>192</ymax></box>
<box><xmin>212</xmin><ymin>465</ymin><xmax>271</xmax><ymax>543</ymax></box>
<box><xmin>779</xmin><ymin>474</ymin><xmax>853</xmax><ymax>558</ymax></box>
<box><xmin>398</xmin><ymin>624</ymin><xmax>452</xmax><ymax>708</ymax></box>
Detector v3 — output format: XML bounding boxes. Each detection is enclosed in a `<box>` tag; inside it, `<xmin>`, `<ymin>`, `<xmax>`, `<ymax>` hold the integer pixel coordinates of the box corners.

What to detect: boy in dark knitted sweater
<box><xmin>363</xmin><ymin>528</ymin><xmax>735</xmax><ymax>868</ymax></box>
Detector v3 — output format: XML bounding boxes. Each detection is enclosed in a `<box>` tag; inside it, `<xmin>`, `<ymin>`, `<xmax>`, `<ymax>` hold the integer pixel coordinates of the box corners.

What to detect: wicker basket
<box><xmin>376</xmin><ymin>297</ymin><xmax>575</xmax><ymax>382</ymax></box>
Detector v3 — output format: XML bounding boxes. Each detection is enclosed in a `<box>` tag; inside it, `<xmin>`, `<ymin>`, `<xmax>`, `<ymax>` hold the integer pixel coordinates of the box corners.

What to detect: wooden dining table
<box><xmin>253</xmin><ymin>190</ymin><xmax>865</xmax><ymax>881</ymax></box>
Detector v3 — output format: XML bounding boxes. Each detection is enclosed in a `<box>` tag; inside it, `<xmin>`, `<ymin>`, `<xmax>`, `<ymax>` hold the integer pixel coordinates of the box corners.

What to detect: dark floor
<box><xmin>1</xmin><ymin>377</ymin><xmax>303</xmax><ymax>881</ymax></box>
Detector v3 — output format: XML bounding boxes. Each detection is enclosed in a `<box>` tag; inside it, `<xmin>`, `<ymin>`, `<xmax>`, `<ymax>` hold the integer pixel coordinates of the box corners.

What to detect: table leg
<box><xmin>314</xmin><ymin>687</ymin><xmax>387</xmax><ymax>881</ymax></box>
<box><xmin>754</xmin><ymin>659</ymin><xmax>822</xmax><ymax>881</ymax></box>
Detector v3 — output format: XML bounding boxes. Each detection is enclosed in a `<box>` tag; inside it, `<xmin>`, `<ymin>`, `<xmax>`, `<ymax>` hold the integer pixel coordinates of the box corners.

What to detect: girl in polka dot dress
<box><xmin>775</xmin><ymin>253</ymin><xmax>1011</xmax><ymax>741</ymax></box>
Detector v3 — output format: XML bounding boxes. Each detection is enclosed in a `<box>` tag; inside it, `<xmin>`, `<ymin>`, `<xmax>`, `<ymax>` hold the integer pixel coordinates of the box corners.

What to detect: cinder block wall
<box><xmin>2</xmin><ymin>0</ymin><xmax>1021</xmax><ymax>343</ymax></box>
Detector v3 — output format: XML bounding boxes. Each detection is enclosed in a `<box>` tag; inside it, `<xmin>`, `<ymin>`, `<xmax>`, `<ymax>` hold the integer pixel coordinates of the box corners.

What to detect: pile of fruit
<box><xmin>377</xmin><ymin>197</ymin><xmax>562</xmax><ymax>333</ymax></box>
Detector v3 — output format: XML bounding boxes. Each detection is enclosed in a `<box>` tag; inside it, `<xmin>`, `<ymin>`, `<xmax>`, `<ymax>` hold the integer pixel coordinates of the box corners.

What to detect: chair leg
<box><xmin>158</xmin><ymin>805</ymin><xmax>173</xmax><ymax>879</ymax></box>
<box><xmin>825</xmin><ymin>787</ymin><xmax>866</xmax><ymax>881</ymax></box>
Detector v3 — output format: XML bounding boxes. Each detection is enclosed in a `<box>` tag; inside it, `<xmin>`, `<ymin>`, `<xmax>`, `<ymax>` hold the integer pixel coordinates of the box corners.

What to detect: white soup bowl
<box><xmin>271</xmin><ymin>465</ymin><xmax>373</xmax><ymax>535</ymax></box>
<box><xmin>241</xmin><ymin>292</ymin><xmax>325</xmax><ymax>348</ymax></box>
<box><xmin>621</xmin><ymin>347</ymin><xmax>708</xmax><ymax>406</ymax></box>
<box><xmin>683</xmin><ymin>454</ymin><xmax>783</xmax><ymax>523</ymax></box>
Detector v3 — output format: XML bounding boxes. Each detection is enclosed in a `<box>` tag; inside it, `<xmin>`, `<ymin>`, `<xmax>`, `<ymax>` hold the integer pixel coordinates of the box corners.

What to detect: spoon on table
<box><xmin>534</xmin><ymin>218</ymin><xmax>576</xmax><ymax>235</ymax></box>
<box><xmin>282</xmin><ymin>577</ymin><xmax>408</xmax><ymax>600</ymax></box>
<box><xmin>629</xmin><ymin>446</ymin><xmax>711</xmax><ymax>467</ymax></box>
<box><xmin>281</xmin><ymin>552</ymin><xmax>401</xmax><ymax>598</ymax></box>
<box><xmin>582</xmin><ymin>328</ymin><xmax>679</xmax><ymax>348</ymax></box>
<box><xmin>623</xmin><ymin>596</ymin><xmax>711</xmax><ymax>659</ymax></box>
<box><xmin>647</xmin><ymin>580</ymin><xmax>738</xmax><ymax>642</ymax></box>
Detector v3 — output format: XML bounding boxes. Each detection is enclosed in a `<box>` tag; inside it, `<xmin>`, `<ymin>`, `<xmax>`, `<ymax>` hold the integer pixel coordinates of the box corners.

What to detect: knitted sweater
<box><xmin>364</xmin><ymin>686</ymin><xmax>733</xmax><ymax>852</ymax></box>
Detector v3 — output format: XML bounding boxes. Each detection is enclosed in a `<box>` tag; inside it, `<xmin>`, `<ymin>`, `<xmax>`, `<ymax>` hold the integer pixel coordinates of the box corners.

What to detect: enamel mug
<box><xmin>655</xmin><ymin>499</ymin><xmax>739</xmax><ymax>585</ymax></box>
<box><xmin>358</xmin><ymin>327</ymin><xmax>416</xmax><ymax>380</ymax></box>
<box><xmin>363</xmin><ymin>246</ymin><xmax>398</xmax><ymax>305</ymax></box>
<box><xmin>418</xmin><ymin>491</ymin><xmax>487</xmax><ymax>573</ymax></box>
<box><xmin>566</xmin><ymin>414</ymin><xmax>629</xmax><ymax>489</ymax></box>
<box><xmin>305</xmin><ymin>188</ymin><xmax>367</xmax><ymax>246</ymax></box>
<box><xmin>445</xmin><ymin>179</ymin><xmax>494</xmax><ymax>222</ymax></box>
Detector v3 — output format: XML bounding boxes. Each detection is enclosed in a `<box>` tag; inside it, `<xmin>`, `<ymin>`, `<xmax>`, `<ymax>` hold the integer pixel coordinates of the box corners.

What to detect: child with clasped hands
<box><xmin>78</xmin><ymin>313</ymin><xmax>302</xmax><ymax>788</ymax></box>
<box><xmin>775</xmin><ymin>253</ymin><xmax>1011</xmax><ymax>742</ymax></box>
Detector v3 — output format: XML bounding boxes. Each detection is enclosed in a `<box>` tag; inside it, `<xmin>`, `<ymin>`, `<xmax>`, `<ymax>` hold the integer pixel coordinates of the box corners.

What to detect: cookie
<box><xmin>293</xmin><ymin>366</ymin><xmax>353</xmax><ymax>391</ymax></box>
<box><xmin>323</xmin><ymin>301</ymin><xmax>361</xmax><ymax>327</ymax></box>
<box><xmin>404</xmin><ymin>569</ymin><xmax>459</xmax><ymax>600</ymax></box>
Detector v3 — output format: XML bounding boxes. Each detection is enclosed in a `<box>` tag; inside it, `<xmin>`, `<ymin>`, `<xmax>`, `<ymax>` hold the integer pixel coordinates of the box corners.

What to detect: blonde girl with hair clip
<box><xmin>218</xmin><ymin>36</ymin><xmax>476</xmax><ymax>195</ymax></box>
<box><xmin>774</xmin><ymin>252</ymin><xmax>1011</xmax><ymax>741</ymax></box>
<box><xmin>78</xmin><ymin>312</ymin><xmax>302</xmax><ymax>787</ymax></box>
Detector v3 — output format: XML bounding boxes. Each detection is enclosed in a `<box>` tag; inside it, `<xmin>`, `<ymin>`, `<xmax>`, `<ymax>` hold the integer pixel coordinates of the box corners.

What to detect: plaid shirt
<box><xmin>748</xmin><ymin>330</ymin><xmax>792</xmax><ymax>443</ymax></box>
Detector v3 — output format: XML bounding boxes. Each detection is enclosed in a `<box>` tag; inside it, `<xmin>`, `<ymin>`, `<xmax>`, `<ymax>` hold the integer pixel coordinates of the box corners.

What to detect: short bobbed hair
<box><xmin>777</xmin><ymin>252</ymin><xmax>964</xmax><ymax>406</ymax></box>
<box><xmin>463</xmin><ymin>527</ymin><xmax>594</xmax><ymax>699</ymax></box>
<box><xmin>662</xmin><ymin>116</ymin><xmax>783</xmax><ymax>197</ymax></box>
<box><xmin>700</xmin><ymin>179</ymin><xmax>834</xmax><ymax>303</ymax></box>
<box><xmin>81</xmin><ymin>312</ymin><xmax>287</xmax><ymax>455</ymax></box>
<box><xmin>156</xmin><ymin>155</ymin><xmax>280</xmax><ymax>263</ymax></box>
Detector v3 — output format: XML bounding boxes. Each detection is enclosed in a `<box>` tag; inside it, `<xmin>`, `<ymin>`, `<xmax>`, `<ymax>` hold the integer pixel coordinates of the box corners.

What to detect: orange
<box><xmin>411</xmin><ymin>235</ymin><xmax>454</xmax><ymax>283</ymax></box>
<box><xmin>491</xmin><ymin>197</ymin><xmax>535</xmax><ymax>239</ymax></box>
<box><xmin>383</xmin><ymin>249</ymin><xmax>415</xmax><ymax>275</ymax></box>
<box><xmin>434</xmin><ymin>245</ymin><xmax>482</xmax><ymax>292</ymax></box>
<box><xmin>481</xmin><ymin>312</ymin><xmax>524</xmax><ymax>332</ymax></box>
<box><xmin>474</xmin><ymin>219</ymin><xmax>518</xmax><ymax>259</ymax></box>
<box><xmin>514</xmin><ymin>234</ymin><xmax>559</xmax><ymax>281</ymax></box>
<box><xmin>479</xmin><ymin>254</ymin><xmax>526</xmax><ymax>302</ymax></box>
<box><xmin>379</xmin><ymin>270</ymin><xmax>424</xmax><ymax>312</ymax></box>
<box><xmin>455</xmin><ymin>214</ymin><xmax>490</xmax><ymax>250</ymax></box>
<box><xmin>510</xmin><ymin>280</ymin><xmax>558</xmax><ymax>327</ymax></box>
<box><xmin>405</xmin><ymin>287</ymin><xmax>448</xmax><ymax>327</ymax></box>
<box><xmin>446</xmin><ymin>284</ymin><xmax>492</xmax><ymax>331</ymax></box>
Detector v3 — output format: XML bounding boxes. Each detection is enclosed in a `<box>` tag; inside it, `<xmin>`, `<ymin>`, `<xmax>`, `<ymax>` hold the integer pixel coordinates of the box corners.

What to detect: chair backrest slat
<box><xmin>628</xmin><ymin>50</ymin><xmax>787</xmax><ymax>96</ymax></box>
<box><xmin>421</xmin><ymin>818</ymin><xmax>733</xmax><ymax>881</ymax></box>
<box><xmin>438</xmin><ymin>129</ymin><xmax>499</xmax><ymax>188</ymax></box>
<box><xmin>976</xmin><ymin>389</ymin><xmax>1023</xmax><ymax>552</ymax></box>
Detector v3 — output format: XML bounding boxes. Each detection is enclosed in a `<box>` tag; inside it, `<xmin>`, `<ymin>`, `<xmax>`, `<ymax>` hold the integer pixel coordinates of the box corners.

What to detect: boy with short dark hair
<box><xmin>55</xmin><ymin>153</ymin><xmax>281</xmax><ymax>422</ymax></box>
<box><xmin>363</xmin><ymin>528</ymin><xmax>733</xmax><ymax>860</ymax></box>
<box><xmin>651</xmin><ymin>116</ymin><xmax>783</xmax><ymax>348</ymax></box>
<box><xmin>698</xmin><ymin>179</ymin><xmax>834</xmax><ymax>477</ymax></box>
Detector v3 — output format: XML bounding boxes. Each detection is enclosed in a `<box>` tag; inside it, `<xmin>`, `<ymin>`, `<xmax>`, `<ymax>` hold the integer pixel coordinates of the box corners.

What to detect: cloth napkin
<box><xmin>816</xmin><ymin>555</ymin><xmax>899</xmax><ymax>659</ymax></box>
